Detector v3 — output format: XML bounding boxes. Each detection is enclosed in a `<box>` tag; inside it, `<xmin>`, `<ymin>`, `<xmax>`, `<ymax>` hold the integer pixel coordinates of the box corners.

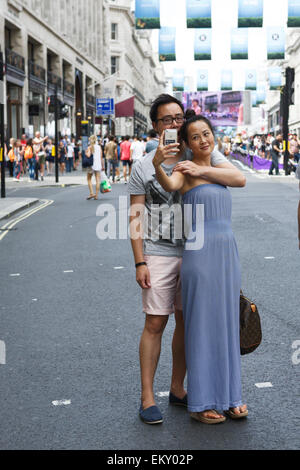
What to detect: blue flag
<box><xmin>238</xmin><ymin>0</ymin><xmax>263</xmax><ymax>27</ymax></box>
<box><xmin>221</xmin><ymin>70</ymin><xmax>232</xmax><ymax>91</ymax></box>
<box><xmin>173</xmin><ymin>69</ymin><xmax>185</xmax><ymax>91</ymax></box>
<box><xmin>186</xmin><ymin>0</ymin><xmax>211</xmax><ymax>28</ymax></box>
<box><xmin>197</xmin><ymin>70</ymin><xmax>208</xmax><ymax>91</ymax></box>
<box><xmin>267</xmin><ymin>27</ymin><xmax>285</xmax><ymax>60</ymax></box>
<box><xmin>231</xmin><ymin>28</ymin><xmax>248</xmax><ymax>60</ymax></box>
<box><xmin>194</xmin><ymin>29</ymin><xmax>212</xmax><ymax>60</ymax></box>
<box><xmin>135</xmin><ymin>0</ymin><xmax>160</xmax><ymax>29</ymax></box>
<box><xmin>245</xmin><ymin>70</ymin><xmax>257</xmax><ymax>90</ymax></box>
<box><xmin>268</xmin><ymin>67</ymin><xmax>282</xmax><ymax>90</ymax></box>
<box><xmin>288</xmin><ymin>0</ymin><xmax>300</xmax><ymax>26</ymax></box>
<box><xmin>159</xmin><ymin>27</ymin><xmax>176</xmax><ymax>62</ymax></box>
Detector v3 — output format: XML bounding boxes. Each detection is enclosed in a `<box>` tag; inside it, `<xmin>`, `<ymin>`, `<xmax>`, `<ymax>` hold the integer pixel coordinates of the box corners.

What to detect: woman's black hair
<box><xmin>150</xmin><ymin>94</ymin><xmax>184</xmax><ymax>123</ymax></box>
<box><xmin>184</xmin><ymin>108</ymin><xmax>196</xmax><ymax>120</ymax></box>
<box><xmin>180</xmin><ymin>115</ymin><xmax>215</xmax><ymax>144</ymax></box>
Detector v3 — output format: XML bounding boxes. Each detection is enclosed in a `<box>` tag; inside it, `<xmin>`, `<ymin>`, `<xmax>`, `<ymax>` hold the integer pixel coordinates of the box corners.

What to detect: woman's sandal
<box><xmin>190</xmin><ymin>410</ymin><xmax>226</xmax><ymax>424</ymax></box>
<box><xmin>224</xmin><ymin>407</ymin><xmax>248</xmax><ymax>419</ymax></box>
<box><xmin>87</xmin><ymin>194</ymin><xmax>96</xmax><ymax>200</ymax></box>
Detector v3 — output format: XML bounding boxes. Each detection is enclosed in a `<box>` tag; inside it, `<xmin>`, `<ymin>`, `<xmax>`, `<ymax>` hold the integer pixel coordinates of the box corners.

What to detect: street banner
<box><xmin>186</xmin><ymin>0</ymin><xmax>212</xmax><ymax>28</ymax></box>
<box><xmin>238</xmin><ymin>0</ymin><xmax>263</xmax><ymax>27</ymax></box>
<box><xmin>251</xmin><ymin>91</ymin><xmax>258</xmax><ymax>107</ymax></box>
<box><xmin>135</xmin><ymin>0</ymin><xmax>160</xmax><ymax>29</ymax></box>
<box><xmin>194</xmin><ymin>29</ymin><xmax>212</xmax><ymax>60</ymax></box>
<box><xmin>268</xmin><ymin>67</ymin><xmax>282</xmax><ymax>90</ymax></box>
<box><xmin>182</xmin><ymin>91</ymin><xmax>244</xmax><ymax>127</ymax></box>
<box><xmin>159</xmin><ymin>27</ymin><xmax>176</xmax><ymax>61</ymax></box>
<box><xmin>102</xmin><ymin>75</ymin><xmax>116</xmax><ymax>101</ymax></box>
<box><xmin>197</xmin><ymin>69</ymin><xmax>208</xmax><ymax>91</ymax></box>
<box><xmin>220</xmin><ymin>70</ymin><xmax>232</xmax><ymax>91</ymax></box>
<box><xmin>288</xmin><ymin>0</ymin><xmax>300</xmax><ymax>26</ymax></box>
<box><xmin>231</xmin><ymin>28</ymin><xmax>248</xmax><ymax>60</ymax></box>
<box><xmin>267</xmin><ymin>27</ymin><xmax>285</xmax><ymax>59</ymax></box>
<box><xmin>172</xmin><ymin>69</ymin><xmax>185</xmax><ymax>91</ymax></box>
<box><xmin>245</xmin><ymin>69</ymin><xmax>257</xmax><ymax>90</ymax></box>
<box><xmin>256</xmin><ymin>83</ymin><xmax>266</xmax><ymax>104</ymax></box>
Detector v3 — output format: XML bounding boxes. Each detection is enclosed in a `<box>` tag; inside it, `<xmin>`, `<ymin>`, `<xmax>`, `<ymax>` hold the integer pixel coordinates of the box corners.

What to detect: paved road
<box><xmin>0</xmin><ymin>170</ymin><xmax>299</xmax><ymax>450</ymax></box>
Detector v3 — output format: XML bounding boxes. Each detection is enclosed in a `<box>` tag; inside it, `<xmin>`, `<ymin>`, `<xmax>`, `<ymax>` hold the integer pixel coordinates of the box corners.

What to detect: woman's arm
<box><xmin>152</xmin><ymin>131</ymin><xmax>184</xmax><ymax>192</ymax></box>
<box><xmin>173</xmin><ymin>160</ymin><xmax>246</xmax><ymax>187</ymax></box>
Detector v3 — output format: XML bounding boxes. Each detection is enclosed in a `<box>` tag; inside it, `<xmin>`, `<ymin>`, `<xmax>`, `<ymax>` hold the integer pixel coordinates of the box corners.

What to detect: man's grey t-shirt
<box><xmin>128</xmin><ymin>147</ymin><xmax>228</xmax><ymax>257</ymax></box>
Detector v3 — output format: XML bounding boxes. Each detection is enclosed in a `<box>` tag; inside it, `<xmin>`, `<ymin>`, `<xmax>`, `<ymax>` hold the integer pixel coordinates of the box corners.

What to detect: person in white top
<box><xmin>66</xmin><ymin>140</ymin><xmax>74</xmax><ymax>173</ymax></box>
<box><xmin>130</xmin><ymin>136</ymin><xmax>145</xmax><ymax>163</ymax></box>
<box><xmin>85</xmin><ymin>135</ymin><xmax>104</xmax><ymax>200</ymax></box>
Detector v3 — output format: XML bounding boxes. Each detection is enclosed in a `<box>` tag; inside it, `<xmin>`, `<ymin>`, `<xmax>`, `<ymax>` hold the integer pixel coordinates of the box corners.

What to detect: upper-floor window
<box><xmin>111</xmin><ymin>56</ymin><xmax>118</xmax><ymax>75</ymax></box>
<box><xmin>111</xmin><ymin>23</ymin><xmax>118</xmax><ymax>40</ymax></box>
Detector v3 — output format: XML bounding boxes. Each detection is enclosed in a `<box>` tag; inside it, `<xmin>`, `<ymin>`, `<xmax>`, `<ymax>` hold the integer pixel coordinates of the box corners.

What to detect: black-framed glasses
<box><xmin>156</xmin><ymin>114</ymin><xmax>185</xmax><ymax>125</ymax></box>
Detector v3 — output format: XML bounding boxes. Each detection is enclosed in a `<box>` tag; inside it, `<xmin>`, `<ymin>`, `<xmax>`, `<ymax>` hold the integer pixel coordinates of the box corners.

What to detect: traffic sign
<box><xmin>96</xmin><ymin>98</ymin><xmax>114</xmax><ymax>116</ymax></box>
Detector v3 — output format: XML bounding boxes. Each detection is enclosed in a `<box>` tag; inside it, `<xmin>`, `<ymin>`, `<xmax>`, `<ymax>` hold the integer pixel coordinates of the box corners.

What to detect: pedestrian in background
<box><xmin>66</xmin><ymin>139</ymin><xmax>74</xmax><ymax>173</ymax></box>
<box><xmin>58</xmin><ymin>140</ymin><xmax>66</xmax><ymax>174</ymax></box>
<box><xmin>120</xmin><ymin>135</ymin><xmax>132</xmax><ymax>183</ymax></box>
<box><xmin>145</xmin><ymin>129</ymin><xmax>159</xmax><ymax>154</ymax></box>
<box><xmin>130</xmin><ymin>136</ymin><xmax>144</xmax><ymax>164</ymax></box>
<box><xmin>105</xmin><ymin>135</ymin><xmax>118</xmax><ymax>182</ymax></box>
<box><xmin>85</xmin><ymin>135</ymin><xmax>104</xmax><ymax>200</ymax></box>
<box><xmin>25</xmin><ymin>139</ymin><xmax>35</xmax><ymax>181</ymax></box>
<box><xmin>269</xmin><ymin>132</ymin><xmax>283</xmax><ymax>176</ymax></box>
<box><xmin>33</xmin><ymin>132</ymin><xmax>48</xmax><ymax>181</ymax></box>
<box><xmin>296</xmin><ymin>164</ymin><xmax>300</xmax><ymax>249</ymax></box>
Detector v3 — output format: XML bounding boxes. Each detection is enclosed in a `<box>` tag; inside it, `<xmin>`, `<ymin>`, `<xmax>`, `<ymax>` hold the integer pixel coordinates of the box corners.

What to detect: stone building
<box><xmin>0</xmin><ymin>0</ymin><xmax>108</xmax><ymax>139</ymax></box>
<box><xmin>0</xmin><ymin>0</ymin><xmax>166</xmax><ymax>141</ymax></box>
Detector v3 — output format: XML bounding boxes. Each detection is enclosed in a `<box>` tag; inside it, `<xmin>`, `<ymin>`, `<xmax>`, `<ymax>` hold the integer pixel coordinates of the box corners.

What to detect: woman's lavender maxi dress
<box><xmin>181</xmin><ymin>184</ymin><xmax>243</xmax><ymax>413</ymax></box>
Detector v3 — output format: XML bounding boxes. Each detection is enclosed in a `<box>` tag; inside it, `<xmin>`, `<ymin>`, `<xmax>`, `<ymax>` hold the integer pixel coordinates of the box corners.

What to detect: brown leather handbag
<box><xmin>240</xmin><ymin>291</ymin><xmax>262</xmax><ymax>355</ymax></box>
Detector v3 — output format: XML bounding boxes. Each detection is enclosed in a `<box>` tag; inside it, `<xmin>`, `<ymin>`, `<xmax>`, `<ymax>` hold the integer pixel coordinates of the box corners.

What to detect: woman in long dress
<box><xmin>154</xmin><ymin>115</ymin><xmax>248</xmax><ymax>424</ymax></box>
<box><xmin>85</xmin><ymin>135</ymin><xmax>104</xmax><ymax>200</ymax></box>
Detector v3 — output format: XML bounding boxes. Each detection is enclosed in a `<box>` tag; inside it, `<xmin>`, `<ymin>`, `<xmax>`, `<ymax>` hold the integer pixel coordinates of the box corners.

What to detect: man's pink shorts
<box><xmin>142</xmin><ymin>255</ymin><xmax>182</xmax><ymax>316</ymax></box>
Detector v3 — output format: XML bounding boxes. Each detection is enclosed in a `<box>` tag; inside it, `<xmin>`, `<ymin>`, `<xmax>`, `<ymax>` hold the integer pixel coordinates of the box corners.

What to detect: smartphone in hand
<box><xmin>164</xmin><ymin>129</ymin><xmax>178</xmax><ymax>155</ymax></box>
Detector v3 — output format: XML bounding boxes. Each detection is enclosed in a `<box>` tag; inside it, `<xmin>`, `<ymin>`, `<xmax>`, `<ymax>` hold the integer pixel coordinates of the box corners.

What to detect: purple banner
<box><xmin>231</xmin><ymin>153</ymin><xmax>284</xmax><ymax>170</ymax></box>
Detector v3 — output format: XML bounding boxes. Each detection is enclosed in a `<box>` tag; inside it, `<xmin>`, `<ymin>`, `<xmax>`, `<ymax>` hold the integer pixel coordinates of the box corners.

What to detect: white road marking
<box><xmin>255</xmin><ymin>382</ymin><xmax>273</xmax><ymax>388</ymax></box>
<box><xmin>114</xmin><ymin>266</ymin><xmax>124</xmax><ymax>270</ymax></box>
<box><xmin>10</xmin><ymin>273</ymin><xmax>20</xmax><ymax>277</ymax></box>
<box><xmin>63</xmin><ymin>270</ymin><xmax>74</xmax><ymax>273</ymax></box>
<box><xmin>0</xmin><ymin>200</ymin><xmax>54</xmax><ymax>241</ymax></box>
<box><xmin>264</xmin><ymin>257</ymin><xmax>275</xmax><ymax>260</ymax></box>
<box><xmin>32</xmin><ymin>299</ymin><xmax>38</xmax><ymax>302</ymax></box>
<box><xmin>52</xmin><ymin>399</ymin><xmax>71</xmax><ymax>406</ymax></box>
<box><xmin>0</xmin><ymin>340</ymin><xmax>6</xmax><ymax>365</ymax></box>
<box><xmin>156</xmin><ymin>391</ymin><xmax>169</xmax><ymax>398</ymax></box>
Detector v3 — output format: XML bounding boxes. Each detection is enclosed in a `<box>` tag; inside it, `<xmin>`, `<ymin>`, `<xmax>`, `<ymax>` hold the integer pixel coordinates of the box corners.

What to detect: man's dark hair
<box><xmin>109</xmin><ymin>135</ymin><xmax>114</xmax><ymax>141</ymax></box>
<box><xmin>180</xmin><ymin>115</ymin><xmax>215</xmax><ymax>145</ymax></box>
<box><xmin>148</xmin><ymin>129</ymin><xmax>157</xmax><ymax>138</ymax></box>
<box><xmin>150</xmin><ymin>94</ymin><xmax>184</xmax><ymax>123</ymax></box>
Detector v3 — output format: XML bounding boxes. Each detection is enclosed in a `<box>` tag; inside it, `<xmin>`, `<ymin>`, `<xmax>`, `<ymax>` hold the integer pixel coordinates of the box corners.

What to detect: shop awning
<box><xmin>115</xmin><ymin>96</ymin><xmax>134</xmax><ymax>118</ymax></box>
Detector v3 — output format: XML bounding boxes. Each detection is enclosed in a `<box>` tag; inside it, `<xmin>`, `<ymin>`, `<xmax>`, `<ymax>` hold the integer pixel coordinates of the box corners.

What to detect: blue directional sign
<box><xmin>96</xmin><ymin>98</ymin><xmax>114</xmax><ymax>116</ymax></box>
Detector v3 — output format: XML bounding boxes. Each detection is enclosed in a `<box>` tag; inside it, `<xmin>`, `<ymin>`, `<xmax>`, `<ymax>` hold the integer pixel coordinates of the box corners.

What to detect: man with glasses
<box><xmin>128</xmin><ymin>94</ymin><xmax>246</xmax><ymax>425</ymax></box>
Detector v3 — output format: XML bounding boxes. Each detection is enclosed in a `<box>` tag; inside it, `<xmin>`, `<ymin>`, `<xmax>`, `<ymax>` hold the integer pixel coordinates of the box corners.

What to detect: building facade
<box><xmin>0</xmin><ymin>0</ymin><xmax>108</xmax><ymax>140</ymax></box>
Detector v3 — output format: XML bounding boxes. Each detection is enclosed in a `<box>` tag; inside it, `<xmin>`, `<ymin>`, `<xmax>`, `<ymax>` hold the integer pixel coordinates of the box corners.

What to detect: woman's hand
<box><xmin>152</xmin><ymin>131</ymin><xmax>180</xmax><ymax>169</ymax></box>
<box><xmin>173</xmin><ymin>160</ymin><xmax>208</xmax><ymax>177</ymax></box>
<box><xmin>136</xmin><ymin>265</ymin><xmax>151</xmax><ymax>289</ymax></box>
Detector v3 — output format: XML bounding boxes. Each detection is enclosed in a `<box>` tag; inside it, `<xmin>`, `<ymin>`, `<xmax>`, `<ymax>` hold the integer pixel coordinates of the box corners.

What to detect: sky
<box><xmin>133</xmin><ymin>0</ymin><xmax>290</xmax><ymax>92</ymax></box>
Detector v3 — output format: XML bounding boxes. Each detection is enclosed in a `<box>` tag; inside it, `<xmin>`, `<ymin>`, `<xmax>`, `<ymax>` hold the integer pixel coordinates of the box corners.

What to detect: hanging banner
<box><xmin>288</xmin><ymin>0</ymin><xmax>300</xmax><ymax>26</ymax></box>
<box><xmin>268</xmin><ymin>67</ymin><xmax>282</xmax><ymax>90</ymax></box>
<box><xmin>238</xmin><ymin>0</ymin><xmax>263</xmax><ymax>27</ymax></box>
<box><xmin>220</xmin><ymin>70</ymin><xmax>232</xmax><ymax>91</ymax></box>
<box><xmin>186</xmin><ymin>0</ymin><xmax>212</xmax><ymax>28</ymax></box>
<box><xmin>197</xmin><ymin>70</ymin><xmax>208</xmax><ymax>91</ymax></box>
<box><xmin>256</xmin><ymin>83</ymin><xmax>266</xmax><ymax>104</ymax></box>
<box><xmin>172</xmin><ymin>69</ymin><xmax>185</xmax><ymax>92</ymax></box>
<box><xmin>194</xmin><ymin>29</ymin><xmax>212</xmax><ymax>60</ymax></box>
<box><xmin>231</xmin><ymin>28</ymin><xmax>248</xmax><ymax>60</ymax></box>
<box><xmin>159</xmin><ymin>27</ymin><xmax>176</xmax><ymax>61</ymax></box>
<box><xmin>245</xmin><ymin>70</ymin><xmax>257</xmax><ymax>90</ymax></box>
<box><xmin>251</xmin><ymin>91</ymin><xmax>258</xmax><ymax>107</ymax></box>
<box><xmin>267</xmin><ymin>27</ymin><xmax>285</xmax><ymax>59</ymax></box>
<box><xmin>135</xmin><ymin>0</ymin><xmax>160</xmax><ymax>29</ymax></box>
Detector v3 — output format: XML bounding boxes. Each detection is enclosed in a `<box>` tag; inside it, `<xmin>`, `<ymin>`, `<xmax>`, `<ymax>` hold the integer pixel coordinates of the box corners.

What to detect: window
<box><xmin>111</xmin><ymin>56</ymin><xmax>118</xmax><ymax>75</ymax></box>
<box><xmin>111</xmin><ymin>23</ymin><xmax>118</xmax><ymax>40</ymax></box>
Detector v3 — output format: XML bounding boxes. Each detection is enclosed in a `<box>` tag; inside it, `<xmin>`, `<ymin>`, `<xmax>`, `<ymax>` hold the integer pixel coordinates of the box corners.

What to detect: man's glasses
<box><xmin>156</xmin><ymin>115</ymin><xmax>185</xmax><ymax>125</ymax></box>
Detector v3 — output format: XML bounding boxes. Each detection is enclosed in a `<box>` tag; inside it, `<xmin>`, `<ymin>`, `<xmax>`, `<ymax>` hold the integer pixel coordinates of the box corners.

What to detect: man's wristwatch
<box><xmin>135</xmin><ymin>262</ymin><xmax>147</xmax><ymax>268</ymax></box>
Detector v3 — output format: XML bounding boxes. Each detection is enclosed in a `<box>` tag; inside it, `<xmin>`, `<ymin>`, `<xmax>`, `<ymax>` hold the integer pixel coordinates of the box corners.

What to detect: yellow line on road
<box><xmin>0</xmin><ymin>200</ymin><xmax>54</xmax><ymax>241</ymax></box>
